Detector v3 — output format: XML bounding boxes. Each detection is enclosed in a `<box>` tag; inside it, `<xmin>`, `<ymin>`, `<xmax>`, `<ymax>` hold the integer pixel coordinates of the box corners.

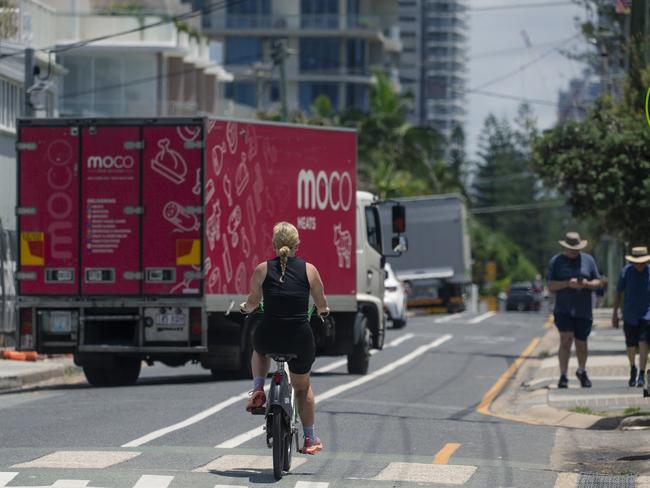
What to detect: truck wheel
<box><xmin>347</xmin><ymin>321</ymin><xmax>370</xmax><ymax>375</ymax></box>
<box><xmin>82</xmin><ymin>365</ymin><xmax>111</xmax><ymax>387</ymax></box>
<box><xmin>107</xmin><ymin>357</ymin><xmax>141</xmax><ymax>386</ymax></box>
<box><xmin>392</xmin><ymin>317</ymin><xmax>407</xmax><ymax>329</ymax></box>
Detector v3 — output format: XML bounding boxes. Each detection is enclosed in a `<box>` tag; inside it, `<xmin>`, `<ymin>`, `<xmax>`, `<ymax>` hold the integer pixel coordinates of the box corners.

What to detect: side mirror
<box><xmin>392</xmin><ymin>235</ymin><xmax>408</xmax><ymax>254</ymax></box>
<box><xmin>392</xmin><ymin>204</ymin><xmax>406</xmax><ymax>234</ymax></box>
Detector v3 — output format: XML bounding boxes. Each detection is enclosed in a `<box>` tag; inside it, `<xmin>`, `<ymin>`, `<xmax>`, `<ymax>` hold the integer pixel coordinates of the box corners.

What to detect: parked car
<box><xmin>506</xmin><ymin>282</ymin><xmax>542</xmax><ymax>311</ymax></box>
<box><xmin>384</xmin><ymin>263</ymin><xmax>408</xmax><ymax>328</ymax></box>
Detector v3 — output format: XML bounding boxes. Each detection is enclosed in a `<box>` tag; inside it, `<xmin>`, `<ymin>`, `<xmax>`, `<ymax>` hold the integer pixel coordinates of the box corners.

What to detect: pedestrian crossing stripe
<box><xmin>13</xmin><ymin>451</ymin><xmax>141</xmax><ymax>469</ymax></box>
<box><xmin>194</xmin><ymin>455</ymin><xmax>308</xmax><ymax>473</ymax></box>
<box><xmin>371</xmin><ymin>462</ymin><xmax>476</xmax><ymax>485</ymax></box>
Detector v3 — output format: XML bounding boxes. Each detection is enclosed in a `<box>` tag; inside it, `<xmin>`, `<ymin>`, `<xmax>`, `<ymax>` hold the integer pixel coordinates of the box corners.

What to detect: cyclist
<box><xmin>240</xmin><ymin>221</ymin><xmax>329</xmax><ymax>455</ymax></box>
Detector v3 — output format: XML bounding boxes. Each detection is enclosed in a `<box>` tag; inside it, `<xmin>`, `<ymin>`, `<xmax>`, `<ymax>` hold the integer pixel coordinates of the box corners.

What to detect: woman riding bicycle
<box><xmin>240</xmin><ymin>221</ymin><xmax>329</xmax><ymax>455</ymax></box>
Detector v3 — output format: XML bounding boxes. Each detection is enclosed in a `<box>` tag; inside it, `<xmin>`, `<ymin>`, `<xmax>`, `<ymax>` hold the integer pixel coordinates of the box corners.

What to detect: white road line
<box><xmin>468</xmin><ymin>312</ymin><xmax>496</xmax><ymax>324</ymax></box>
<box><xmin>124</xmin><ymin>333</ymin><xmax>417</xmax><ymax>446</ymax></box>
<box><xmin>314</xmin><ymin>333</ymin><xmax>414</xmax><ymax>373</ymax></box>
<box><xmin>0</xmin><ymin>473</ymin><xmax>18</xmax><ymax>488</ymax></box>
<box><xmin>435</xmin><ymin>313</ymin><xmax>467</xmax><ymax>323</ymax></box>
<box><xmin>51</xmin><ymin>481</ymin><xmax>90</xmax><ymax>488</ymax></box>
<box><xmin>122</xmin><ymin>393</ymin><xmax>248</xmax><ymax>447</ymax></box>
<box><xmin>294</xmin><ymin>482</ymin><xmax>330</xmax><ymax>488</ymax></box>
<box><xmin>387</xmin><ymin>332</ymin><xmax>415</xmax><ymax>347</ymax></box>
<box><xmin>216</xmin><ymin>334</ymin><xmax>453</xmax><ymax>448</ymax></box>
<box><xmin>132</xmin><ymin>475</ymin><xmax>174</xmax><ymax>488</ymax></box>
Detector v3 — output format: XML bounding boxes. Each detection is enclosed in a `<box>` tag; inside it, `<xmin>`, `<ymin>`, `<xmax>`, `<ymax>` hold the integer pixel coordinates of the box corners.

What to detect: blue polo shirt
<box><xmin>616</xmin><ymin>264</ymin><xmax>650</xmax><ymax>325</ymax></box>
<box><xmin>547</xmin><ymin>252</ymin><xmax>600</xmax><ymax>319</ymax></box>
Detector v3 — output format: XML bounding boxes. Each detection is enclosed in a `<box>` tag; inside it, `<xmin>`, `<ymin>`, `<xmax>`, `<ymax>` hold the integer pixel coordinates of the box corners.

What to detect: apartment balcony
<box><xmin>205</xmin><ymin>14</ymin><xmax>401</xmax><ymax>47</ymax></box>
<box><xmin>1</xmin><ymin>0</ymin><xmax>57</xmax><ymax>49</ymax></box>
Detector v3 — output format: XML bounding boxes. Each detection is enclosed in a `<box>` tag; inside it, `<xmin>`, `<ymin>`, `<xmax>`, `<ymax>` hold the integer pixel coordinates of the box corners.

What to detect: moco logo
<box><xmin>297</xmin><ymin>169</ymin><xmax>353</xmax><ymax>211</ymax></box>
<box><xmin>87</xmin><ymin>155</ymin><xmax>135</xmax><ymax>170</ymax></box>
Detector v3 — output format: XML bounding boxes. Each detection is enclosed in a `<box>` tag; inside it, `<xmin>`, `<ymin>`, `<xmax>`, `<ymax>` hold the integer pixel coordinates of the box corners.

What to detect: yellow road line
<box><xmin>476</xmin><ymin>337</ymin><xmax>541</xmax><ymax>415</ymax></box>
<box><xmin>432</xmin><ymin>442</ymin><xmax>461</xmax><ymax>464</ymax></box>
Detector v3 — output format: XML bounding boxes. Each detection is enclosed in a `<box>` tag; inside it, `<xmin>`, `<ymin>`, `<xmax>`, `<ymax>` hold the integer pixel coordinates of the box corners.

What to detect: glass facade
<box><xmin>300</xmin><ymin>38</ymin><xmax>340</xmax><ymax>73</ymax></box>
<box><xmin>345</xmin><ymin>83</ymin><xmax>368</xmax><ymax>110</ymax></box>
<box><xmin>225</xmin><ymin>37</ymin><xmax>262</xmax><ymax>65</ymax></box>
<box><xmin>301</xmin><ymin>0</ymin><xmax>339</xmax><ymax>28</ymax></box>
<box><xmin>226</xmin><ymin>81</ymin><xmax>257</xmax><ymax>107</ymax></box>
<box><xmin>299</xmin><ymin>82</ymin><xmax>339</xmax><ymax>111</ymax></box>
<box><xmin>346</xmin><ymin>39</ymin><xmax>367</xmax><ymax>75</ymax></box>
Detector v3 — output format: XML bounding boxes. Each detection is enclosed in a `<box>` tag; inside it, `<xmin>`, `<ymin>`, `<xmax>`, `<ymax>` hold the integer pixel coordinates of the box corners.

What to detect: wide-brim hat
<box><xmin>559</xmin><ymin>232</ymin><xmax>588</xmax><ymax>250</ymax></box>
<box><xmin>626</xmin><ymin>246</ymin><xmax>650</xmax><ymax>264</ymax></box>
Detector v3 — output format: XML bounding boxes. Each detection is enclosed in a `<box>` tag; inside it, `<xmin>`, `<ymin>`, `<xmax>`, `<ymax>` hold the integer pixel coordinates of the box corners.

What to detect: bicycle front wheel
<box><xmin>272</xmin><ymin>406</ymin><xmax>285</xmax><ymax>480</ymax></box>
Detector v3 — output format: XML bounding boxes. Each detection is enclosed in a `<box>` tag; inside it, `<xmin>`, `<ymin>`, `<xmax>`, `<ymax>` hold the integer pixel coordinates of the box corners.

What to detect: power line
<box><xmin>470</xmin><ymin>201</ymin><xmax>566</xmax><ymax>214</ymax></box>
<box><xmin>470</xmin><ymin>89</ymin><xmax>558</xmax><ymax>107</ymax></box>
<box><xmin>469</xmin><ymin>34</ymin><xmax>581</xmax><ymax>92</ymax></box>
<box><xmin>0</xmin><ymin>0</ymin><xmax>244</xmax><ymax>61</ymax></box>
<box><xmin>469</xmin><ymin>1</ymin><xmax>574</xmax><ymax>11</ymax></box>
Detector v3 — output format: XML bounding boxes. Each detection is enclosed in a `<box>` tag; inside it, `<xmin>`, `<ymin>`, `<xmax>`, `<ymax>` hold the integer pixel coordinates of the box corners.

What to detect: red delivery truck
<box><xmin>15</xmin><ymin>117</ymin><xmax>406</xmax><ymax>386</ymax></box>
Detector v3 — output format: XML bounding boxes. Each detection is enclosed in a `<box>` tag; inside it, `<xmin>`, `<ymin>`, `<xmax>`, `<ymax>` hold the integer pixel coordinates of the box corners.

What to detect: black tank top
<box><xmin>263</xmin><ymin>256</ymin><xmax>310</xmax><ymax>319</ymax></box>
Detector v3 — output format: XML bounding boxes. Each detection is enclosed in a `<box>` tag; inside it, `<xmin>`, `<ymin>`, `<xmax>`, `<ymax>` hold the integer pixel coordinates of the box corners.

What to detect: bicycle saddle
<box><xmin>268</xmin><ymin>353</ymin><xmax>297</xmax><ymax>362</ymax></box>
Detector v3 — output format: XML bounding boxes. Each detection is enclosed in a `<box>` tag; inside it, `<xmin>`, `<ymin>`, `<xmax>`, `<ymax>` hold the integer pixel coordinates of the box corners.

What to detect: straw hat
<box><xmin>559</xmin><ymin>232</ymin><xmax>588</xmax><ymax>250</ymax></box>
<box><xmin>626</xmin><ymin>246</ymin><xmax>650</xmax><ymax>264</ymax></box>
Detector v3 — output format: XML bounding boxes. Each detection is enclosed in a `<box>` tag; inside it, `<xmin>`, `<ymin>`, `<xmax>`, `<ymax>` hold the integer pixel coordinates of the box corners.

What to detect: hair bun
<box><xmin>279</xmin><ymin>246</ymin><xmax>290</xmax><ymax>257</ymax></box>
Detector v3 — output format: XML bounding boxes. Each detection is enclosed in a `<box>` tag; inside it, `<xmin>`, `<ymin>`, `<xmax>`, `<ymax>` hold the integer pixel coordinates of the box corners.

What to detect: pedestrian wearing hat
<box><xmin>547</xmin><ymin>232</ymin><xmax>602</xmax><ymax>388</ymax></box>
<box><xmin>612</xmin><ymin>247</ymin><xmax>650</xmax><ymax>387</ymax></box>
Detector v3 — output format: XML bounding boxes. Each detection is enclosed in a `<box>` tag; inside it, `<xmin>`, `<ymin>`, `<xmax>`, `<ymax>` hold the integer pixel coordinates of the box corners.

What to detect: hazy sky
<box><xmin>467</xmin><ymin>0</ymin><xmax>589</xmax><ymax>159</ymax></box>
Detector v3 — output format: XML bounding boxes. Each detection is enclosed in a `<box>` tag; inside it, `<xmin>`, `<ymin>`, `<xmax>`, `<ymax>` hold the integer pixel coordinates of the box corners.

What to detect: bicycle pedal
<box><xmin>250</xmin><ymin>407</ymin><xmax>266</xmax><ymax>415</ymax></box>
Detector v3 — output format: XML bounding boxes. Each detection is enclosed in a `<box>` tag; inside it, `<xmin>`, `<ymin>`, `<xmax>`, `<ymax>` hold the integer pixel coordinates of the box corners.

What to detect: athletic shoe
<box><xmin>558</xmin><ymin>374</ymin><xmax>568</xmax><ymax>389</ymax></box>
<box><xmin>637</xmin><ymin>370</ymin><xmax>645</xmax><ymax>388</ymax></box>
<box><xmin>300</xmin><ymin>436</ymin><xmax>323</xmax><ymax>455</ymax></box>
<box><xmin>245</xmin><ymin>388</ymin><xmax>266</xmax><ymax>412</ymax></box>
<box><xmin>576</xmin><ymin>370</ymin><xmax>592</xmax><ymax>388</ymax></box>
<box><xmin>629</xmin><ymin>366</ymin><xmax>638</xmax><ymax>387</ymax></box>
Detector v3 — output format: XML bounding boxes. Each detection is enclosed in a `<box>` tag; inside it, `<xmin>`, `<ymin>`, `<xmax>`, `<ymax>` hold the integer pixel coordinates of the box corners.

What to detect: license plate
<box><xmin>50</xmin><ymin>313</ymin><xmax>72</xmax><ymax>333</ymax></box>
<box><xmin>155</xmin><ymin>313</ymin><xmax>186</xmax><ymax>326</ymax></box>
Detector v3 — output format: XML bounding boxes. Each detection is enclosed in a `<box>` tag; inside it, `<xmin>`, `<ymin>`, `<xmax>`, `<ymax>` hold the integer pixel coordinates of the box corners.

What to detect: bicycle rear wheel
<box><xmin>272</xmin><ymin>406</ymin><xmax>285</xmax><ymax>480</ymax></box>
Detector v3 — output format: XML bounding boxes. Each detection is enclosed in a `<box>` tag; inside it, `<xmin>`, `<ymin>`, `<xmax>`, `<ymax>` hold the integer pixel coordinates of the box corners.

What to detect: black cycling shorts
<box><xmin>253</xmin><ymin>318</ymin><xmax>315</xmax><ymax>374</ymax></box>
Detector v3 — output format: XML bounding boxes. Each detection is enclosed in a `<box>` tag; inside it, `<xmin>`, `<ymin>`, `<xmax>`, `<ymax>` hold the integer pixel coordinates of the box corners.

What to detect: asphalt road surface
<box><xmin>0</xmin><ymin>310</ymin><xmax>569</xmax><ymax>488</ymax></box>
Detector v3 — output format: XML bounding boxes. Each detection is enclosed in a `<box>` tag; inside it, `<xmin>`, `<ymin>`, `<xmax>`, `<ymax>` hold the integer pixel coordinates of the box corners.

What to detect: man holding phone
<box><xmin>547</xmin><ymin>232</ymin><xmax>602</xmax><ymax>388</ymax></box>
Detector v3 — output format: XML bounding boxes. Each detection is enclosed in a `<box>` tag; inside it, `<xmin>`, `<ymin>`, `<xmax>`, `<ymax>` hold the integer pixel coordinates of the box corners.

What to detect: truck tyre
<box><xmin>392</xmin><ymin>317</ymin><xmax>407</xmax><ymax>329</ymax></box>
<box><xmin>107</xmin><ymin>357</ymin><xmax>141</xmax><ymax>386</ymax></box>
<box><xmin>347</xmin><ymin>319</ymin><xmax>370</xmax><ymax>375</ymax></box>
<box><xmin>82</xmin><ymin>365</ymin><xmax>111</xmax><ymax>387</ymax></box>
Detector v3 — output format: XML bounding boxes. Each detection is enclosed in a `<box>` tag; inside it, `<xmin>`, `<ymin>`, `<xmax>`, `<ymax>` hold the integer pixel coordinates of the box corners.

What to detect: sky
<box><xmin>466</xmin><ymin>0</ymin><xmax>589</xmax><ymax>159</ymax></box>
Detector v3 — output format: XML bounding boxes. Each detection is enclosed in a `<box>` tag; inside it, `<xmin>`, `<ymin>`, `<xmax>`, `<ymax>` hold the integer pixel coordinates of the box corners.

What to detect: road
<box><xmin>0</xmin><ymin>311</ymin><xmax>569</xmax><ymax>487</ymax></box>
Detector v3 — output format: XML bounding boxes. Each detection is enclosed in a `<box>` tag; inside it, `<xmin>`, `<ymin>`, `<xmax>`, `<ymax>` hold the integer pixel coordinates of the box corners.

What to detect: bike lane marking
<box><xmin>122</xmin><ymin>332</ymin><xmax>417</xmax><ymax>448</ymax></box>
<box><xmin>434</xmin><ymin>313</ymin><xmax>467</xmax><ymax>323</ymax></box>
<box><xmin>216</xmin><ymin>334</ymin><xmax>453</xmax><ymax>448</ymax></box>
<box><xmin>467</xmin><ymin>312</ymin><xmax>496</xmax><ymax>324</ymax></box>
<box><xmin>313</xmin><ymin>333</ymin><xmax>415</xmax><ymax>374</ymax></box>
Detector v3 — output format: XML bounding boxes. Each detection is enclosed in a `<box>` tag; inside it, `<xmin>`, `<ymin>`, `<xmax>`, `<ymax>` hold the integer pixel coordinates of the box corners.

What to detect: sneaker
<box><xmin>300</xmin><ymin>436</ymin><xmax>323</xmax><ymax>455</ymax></box>
<box><xmin>245</xmin><ymin>388</ymin><xmax>266</xmax><ymax>412</ymax></box>
<box><xmin>576</xmin><ymin>370</ymin><xmax>592</xmax><ymax>388</ymax></box>
<box><xmin>558</xmin><ymin>374</ymin><xmax>568</xmax><ymax>389</ymax></box>
<box><xmin>629</xmin><ymin>366</ymin><xmax>638</xmax><ymax>387</ymax></box>
<box><xmin>637</xmin><ymin>370</ymin><xmax>645</xmax><ymax>388</ymax></box>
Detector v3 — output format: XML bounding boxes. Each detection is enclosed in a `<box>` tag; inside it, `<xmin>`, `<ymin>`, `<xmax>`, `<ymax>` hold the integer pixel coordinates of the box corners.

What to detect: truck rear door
<box><xmin>142</xmin><ymin>124</ymin><xmax>203</xmax><ymax>296</ymax></box>
<box><xmin>18</xmin><ymin>126</ymin><xmax>80</xmax><ymax>295</ymax></box>
<box><xmin>81</xmin><ymin>126</ymin><xmax>141</xmax><ymax>295</ymax></box>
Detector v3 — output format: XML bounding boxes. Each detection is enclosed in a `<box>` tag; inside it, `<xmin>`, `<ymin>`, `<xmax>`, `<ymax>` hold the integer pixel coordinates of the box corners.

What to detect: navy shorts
<box><xmin>623</xmin><ymin>321</ymin><xmax>650</xmax><ymax>348</ymax></box>
<box><xmin>554</xmin><ymin>314</ymin><xmax>592</xmax><ymax>341</ymax></box>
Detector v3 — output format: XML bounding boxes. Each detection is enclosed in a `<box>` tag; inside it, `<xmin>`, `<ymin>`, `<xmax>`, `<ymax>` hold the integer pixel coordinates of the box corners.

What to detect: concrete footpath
<box><xmin>490</xmin><ymin>308</ymin><xmax>650</xmax><ymax>429</ymax></box>
<box><xmin>0</xmin><ymin>352</ymin><xmax>79</xmax><ymax>391</ymax></box>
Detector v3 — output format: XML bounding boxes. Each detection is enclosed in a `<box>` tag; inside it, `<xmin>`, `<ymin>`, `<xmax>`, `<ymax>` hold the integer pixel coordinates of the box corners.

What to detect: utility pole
<box><xmin>23</xmin><ymin>47</ymin><xmax>35</xmax><ymax>117</ymax></box>
<box><xmin>271</xmin><ymin>40</ymin><xmax>289</xmax><ymax>121</ymax></box>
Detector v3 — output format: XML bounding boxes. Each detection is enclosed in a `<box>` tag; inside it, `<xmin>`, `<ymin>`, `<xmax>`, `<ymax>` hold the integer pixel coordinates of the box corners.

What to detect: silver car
<box><xmin>384</xmin><ymin>263</ymin><xmax>408</xmax><ymax>329</ymax></box>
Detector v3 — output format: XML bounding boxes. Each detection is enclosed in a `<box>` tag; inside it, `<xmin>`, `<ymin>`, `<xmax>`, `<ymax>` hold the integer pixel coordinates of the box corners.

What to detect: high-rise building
<box><xmin>398</xmin><ymin>0</ymin><xmax>468</xmax><ymax>135</ymax></box>
<box><xmin>556</xmin><ymin>69</ymin><xmax>602</xmax><ymax>124</ymax></box>
<box><xmin>190</xmin><ymin>0</ymin><xmax>402</xmax><ymax>114</ymax></box>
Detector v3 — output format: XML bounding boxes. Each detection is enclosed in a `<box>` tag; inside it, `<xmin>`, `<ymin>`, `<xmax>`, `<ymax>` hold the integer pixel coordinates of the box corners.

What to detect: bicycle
<box><xmin>246</xmin><ymin>305</ymin><xmax>323</xmax><ymax>480</ymax></box>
